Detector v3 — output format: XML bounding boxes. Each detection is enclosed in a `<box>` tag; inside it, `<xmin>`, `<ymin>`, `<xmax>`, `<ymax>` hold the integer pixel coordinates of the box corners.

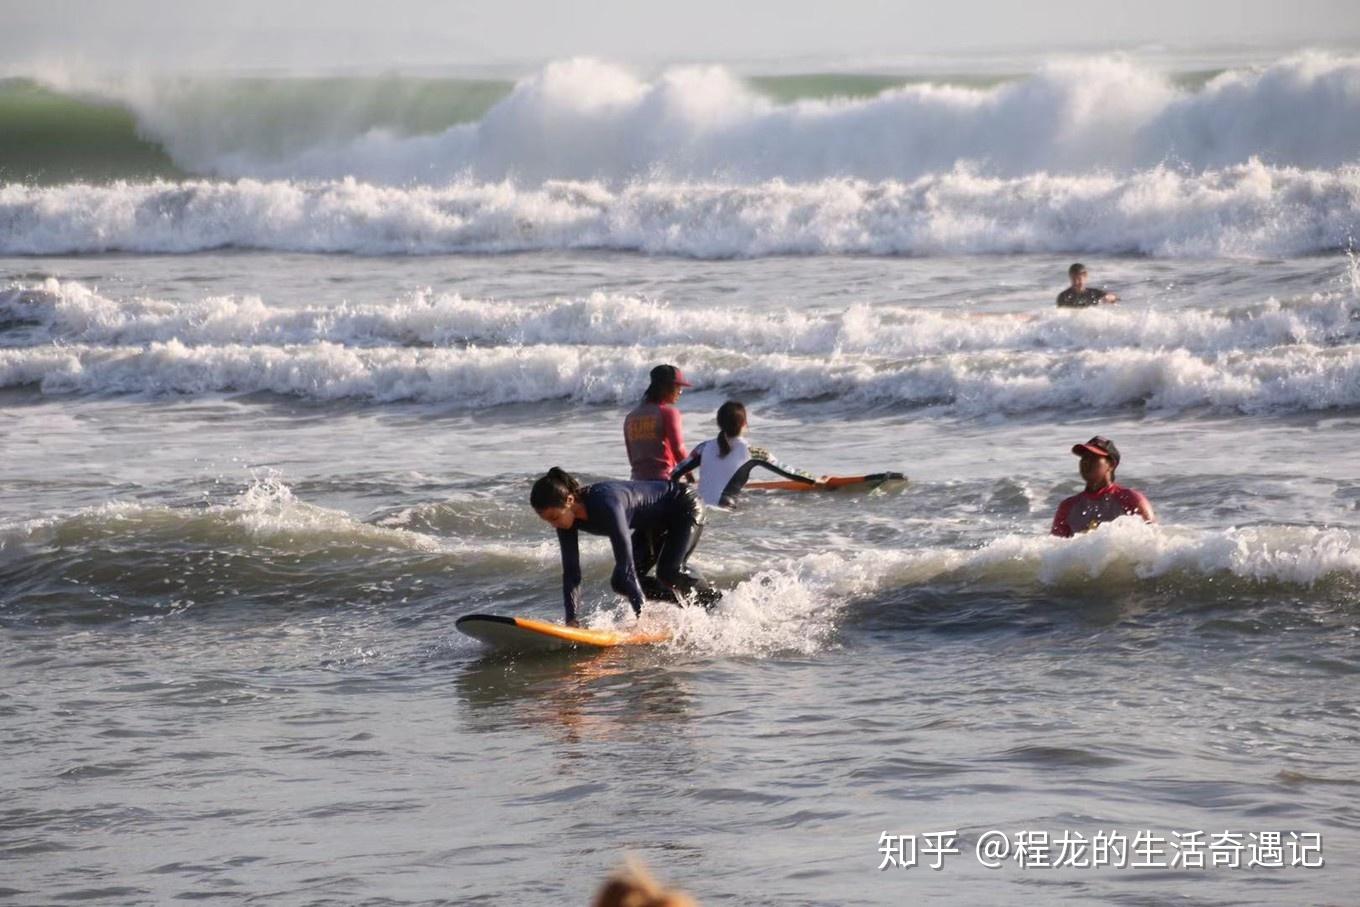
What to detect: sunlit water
<box><xmin>2</xmin><ymin>247</ymin><xmax>1358</xmax><ymax>904</ymax></box>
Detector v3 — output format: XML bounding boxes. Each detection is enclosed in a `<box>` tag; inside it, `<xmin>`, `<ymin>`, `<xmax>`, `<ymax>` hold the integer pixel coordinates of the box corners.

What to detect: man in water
<box><xmin>624</xmin><ymin>364</ymin><xmax>692</xmax><ymax>482</ymax></box>
<box><xmin>1051</xmin><ymin>436</ymin><xmax>1155</xmax><ymax>537</ymax></box>
<box><xmin>1056</xmin><ymin>263</ymin><xmax>1119</xmax><ymax>307</ymax></box>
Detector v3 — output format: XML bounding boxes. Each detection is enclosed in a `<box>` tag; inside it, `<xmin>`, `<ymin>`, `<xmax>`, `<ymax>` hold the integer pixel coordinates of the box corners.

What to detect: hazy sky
<box><xmin>4</xmin><ymin>0</ymin><xmax>1359</xmax><ymax>73</ymax></box>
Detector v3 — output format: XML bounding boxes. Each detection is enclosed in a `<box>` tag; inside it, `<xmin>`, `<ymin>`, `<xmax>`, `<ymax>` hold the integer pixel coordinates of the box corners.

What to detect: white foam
<box><xmin>870</xmin><ymin>520</ymin><xmax>1360</xmax><ymax>589</ymax></box>
<box><xmin>587</xmin><ymin>520</ymin><xmax>1360</xmax><ymax>657</ymax></box>
<box><xmin>786</xmin><ymin>520</ymin><xmax>1360</xmax><ymax>599</ymax></box>
<box><xmin>56</xmin><ymin>54</ymin><xmax>1360</xmax><ymax>184</ymax></box>
<box><xmin>4</xmin><ymin>334</ymin><xmax>1358</xmax><ymax>415</ymax></box>
<box><xmin>2</xmin><ymin>159</ymin><xmax>1358</xmax><ymax>258</ymax></box>
<box><xmin>5</xmin><ymin>278</ymin><xmax>1359</xmax><ymax>357</ymax></box>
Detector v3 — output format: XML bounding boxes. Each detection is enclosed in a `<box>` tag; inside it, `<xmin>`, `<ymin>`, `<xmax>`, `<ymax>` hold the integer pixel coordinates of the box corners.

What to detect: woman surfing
<box><xmin>530</xmin><ymin>468</ymin><xmax>720</xmax><ymax>626</ymax></box>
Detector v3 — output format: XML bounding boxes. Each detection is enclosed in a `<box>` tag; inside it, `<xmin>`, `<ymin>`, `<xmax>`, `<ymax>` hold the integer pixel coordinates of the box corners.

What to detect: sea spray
<box><xmin>24</xmin><ymin>54</ymin><xmax>1360</xmax><ymax>184</ymax></box>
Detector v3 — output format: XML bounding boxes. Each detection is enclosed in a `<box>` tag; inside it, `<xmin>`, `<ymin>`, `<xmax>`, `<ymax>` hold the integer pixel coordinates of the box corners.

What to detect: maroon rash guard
<box><xmin>1051</xmin><ymin>483</ymin><xmax>1152</xmax><ymax>537</ymax></box>
<box><xmin>624</xmin><ymin>401</ymin><xmax>688</xmax><ymax>481</ymax></box>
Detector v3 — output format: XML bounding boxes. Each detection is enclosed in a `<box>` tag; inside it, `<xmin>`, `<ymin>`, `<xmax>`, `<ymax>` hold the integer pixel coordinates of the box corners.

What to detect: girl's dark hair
<box><xmin>716</xmin><ymin>400</ymin><xmax>747</xmax><ymax>457</ymax></box>
<box><xmin>530</xmin><ymin>467</ymin><xmax>581</xmax><ymax>510</ymax></box>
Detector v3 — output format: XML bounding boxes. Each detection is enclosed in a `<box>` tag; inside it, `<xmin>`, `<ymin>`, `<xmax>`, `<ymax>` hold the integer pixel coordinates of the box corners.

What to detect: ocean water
<box><xmin>3</xmin><ymin>52</ymin><xmax>1360</xmax><ymax>906</ymax></box>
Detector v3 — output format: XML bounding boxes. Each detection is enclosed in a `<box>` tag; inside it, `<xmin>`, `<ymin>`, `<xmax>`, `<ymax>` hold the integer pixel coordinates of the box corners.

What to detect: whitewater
<box><xmin>4</xmin><ymin>49</ymin><xmax>1360</xmax><ymax>907</ymax></box>
<box><xmin>4</xmin><ymin>54</ymin><xmax>1360</xmax><ymax>257</ymax></box>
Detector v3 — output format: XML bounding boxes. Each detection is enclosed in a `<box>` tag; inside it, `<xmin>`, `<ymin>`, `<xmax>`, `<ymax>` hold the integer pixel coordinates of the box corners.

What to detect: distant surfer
<box><xmin>530</xmin><ymin>467</ymin><xmax>720</xmax><ymax>626</ymax></box>
<box><xmin>1056</xmin><ymin>263</ymin><xmax>1118</xmax><ymax>307</ymax></box>
<box><xmin>625</xmin><ymin>364</ymin><xmax>693</xmax><ymax>481</ymax></box>
<box><xmin>670</xmin><ymin>401</ymin><xmax>820</xmax><ymax>507</ymax></box>
<box><xmin>1052</xmin><ymin>436</ymin><xmax>1155</xmax><ymax>536</ymax></box>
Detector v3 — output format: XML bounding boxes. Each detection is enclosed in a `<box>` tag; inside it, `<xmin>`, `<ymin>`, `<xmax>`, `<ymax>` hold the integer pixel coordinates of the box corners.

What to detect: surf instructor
<box><xmin>625</xmin><ymin>364</ymin><xmax>692</xmax><ymax>481</ymax></box>
<box><xmin>1052</xmin><ymin>436</ymin><xmax>1155</xmax><ymax>536</ymax></box>
<box><xmin>530</xmin><ymin>467</ymin><xmax>719</xmax><ymax>626</ymax></box>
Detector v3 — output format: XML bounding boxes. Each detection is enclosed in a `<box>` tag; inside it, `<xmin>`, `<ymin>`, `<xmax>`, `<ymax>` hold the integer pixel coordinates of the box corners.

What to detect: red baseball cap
<box><xmin>1071</xmin><ymin>435</ymin><xmax>1121</xmax><ymax>466</ymax></box>
<box><xmin>649</xmin><ymin>364</ymin><xmax>692</xmax><ymax>388</ymax></box>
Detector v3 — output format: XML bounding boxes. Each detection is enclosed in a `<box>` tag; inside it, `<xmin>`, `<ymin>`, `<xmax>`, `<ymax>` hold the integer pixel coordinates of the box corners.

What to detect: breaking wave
<box><xmin>4</xmin><ymin>274</ymin><xmax>1359</xmax><ymax>414</ymax></box>
<box><xmin>3</xmin><ymin>336</ymin><xmax>1360</xmax><ymax>414</ymax></box>
<box><xmin>5</xmin><ymin>278</ymin><xmax>1359</xmax><ymax>355</ymax></box>
<box><xmin>14</xmin><ymin>53</ymin><xmax>1360</xmax><ymax>184</ymax></box>
<box><xmin>662</xmin><ymin>519</ymin><xmax>1360</xmax><ymax>656</ymax></box>
<box><xmin>2</xmin><ymin>162</ymin><xmax>1357</xmax><ymax>258</ymax></box>
<box><xmin>5</xmin><ymin>54</ymin><xmax>1360</xmax><ymax>258</ymax></box>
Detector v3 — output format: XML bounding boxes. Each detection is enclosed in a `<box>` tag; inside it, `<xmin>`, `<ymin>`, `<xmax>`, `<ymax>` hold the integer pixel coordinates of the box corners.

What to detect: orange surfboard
<box><xmin>456</xmin><ymin>614</ymin><xmax>671</xmax><ymax>652</ymax></box>
<box><xmin>744</xmin><ymin>471</ymin><xmax>907</xmax><ymax>493</ymax></box>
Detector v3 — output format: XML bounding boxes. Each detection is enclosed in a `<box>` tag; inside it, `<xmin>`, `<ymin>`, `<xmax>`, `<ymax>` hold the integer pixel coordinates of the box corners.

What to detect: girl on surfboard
<box><xmin>669</xmin><ymin>401</ymin><xmax>819</xmax><ymax>507</ymax></box>
<box><xmin>530</xmin><ymin>468</ymin><xmax>720</xmax><ymax>626</ymax></box>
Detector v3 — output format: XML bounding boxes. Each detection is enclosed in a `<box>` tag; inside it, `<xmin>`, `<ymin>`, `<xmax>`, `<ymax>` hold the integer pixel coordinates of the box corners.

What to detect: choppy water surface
<box><xmin>4</xmin><ymin>46</ymin><xmax>1360</xmax><ymax>906</ymax></box>
<box><xmin>3</xmin><ymin>246</ymin><xmax>1358</xmax><ymax>905</ymax></box>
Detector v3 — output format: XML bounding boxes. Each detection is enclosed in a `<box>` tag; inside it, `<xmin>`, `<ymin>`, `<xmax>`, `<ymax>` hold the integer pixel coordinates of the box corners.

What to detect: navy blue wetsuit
<box><xmin>556</xmin><ymin>480</ymin><xmax>715</xmax><ymax>623</ymax></box>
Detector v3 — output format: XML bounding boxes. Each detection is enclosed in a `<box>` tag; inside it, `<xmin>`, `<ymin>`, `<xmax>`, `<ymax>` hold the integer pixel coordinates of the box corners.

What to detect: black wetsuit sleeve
<box><xmin>670</xmin><ymin>445</ymin><xmax>702</xmax><ymax>482</ymax></box>
<box><xmin>719</xmin><ymin>454</ymin><xmax>817</xmax><ymax>504</ymax></box>
<box><xmin>557</xmin><ymin>527</ymin><xmax>582</xmax><ymax>623</ymax></box>
<box><xmin>600</xmin><ymin>497</ymin><xmax>646</xmax><ymax>611</ymax></box>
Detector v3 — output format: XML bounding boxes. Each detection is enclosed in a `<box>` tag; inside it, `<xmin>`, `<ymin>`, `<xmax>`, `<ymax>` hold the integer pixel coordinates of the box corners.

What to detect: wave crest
<box><xmin>2</xmin><ymin>161</ymin><xmax>1357</xmax><ymax>258</ymax></box>
<box><xmin>6</xmin><ymin>278</ymin><xmax>1359</xmax><ymax>356</ymax></box>
<box><xmin>55</xmin><ymin>53</ymin><xmax>1360</xmax><ymax>184</ymax></box>
<box><xmin>3</xmin><ymin>335</ymin><xmax>1360</xmax><ymax>414</ymax></box>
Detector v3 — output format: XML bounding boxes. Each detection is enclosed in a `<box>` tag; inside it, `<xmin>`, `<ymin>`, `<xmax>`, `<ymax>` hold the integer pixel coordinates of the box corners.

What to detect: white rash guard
<box><xmin>671</xmin><ymin>435</ymin><xmax>816</xmax><ymax>506</ymax></box>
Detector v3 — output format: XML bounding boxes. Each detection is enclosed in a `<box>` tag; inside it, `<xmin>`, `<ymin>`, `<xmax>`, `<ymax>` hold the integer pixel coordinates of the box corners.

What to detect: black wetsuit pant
<box><xmin>613</xmin><ymin>485</ymin><xmax>719</xmax><ymax>610</ymax></box>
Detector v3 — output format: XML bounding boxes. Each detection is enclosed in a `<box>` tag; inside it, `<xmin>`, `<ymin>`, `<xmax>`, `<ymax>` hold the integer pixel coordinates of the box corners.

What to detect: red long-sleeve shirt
<box><xmin>624</xmin><ymin>401</ymin><xmax>687</xmax><ymax>481</ymax></box>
